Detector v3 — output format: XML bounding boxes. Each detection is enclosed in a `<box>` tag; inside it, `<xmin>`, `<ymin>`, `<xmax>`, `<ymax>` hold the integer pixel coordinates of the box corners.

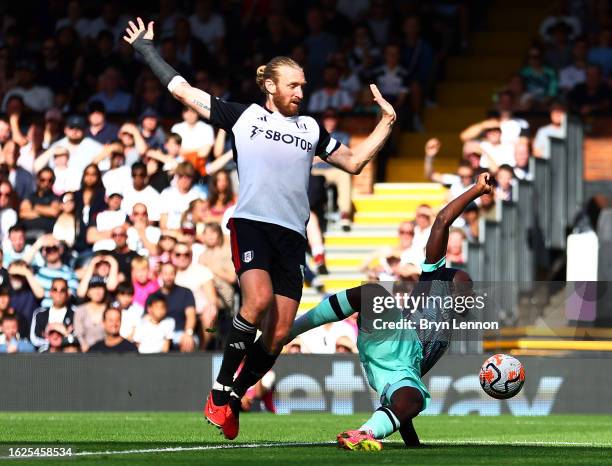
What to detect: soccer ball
<box><xmin>479</xmin><ymin>354</ymin><xmax>525</xmax><ymax>399</ymax></box>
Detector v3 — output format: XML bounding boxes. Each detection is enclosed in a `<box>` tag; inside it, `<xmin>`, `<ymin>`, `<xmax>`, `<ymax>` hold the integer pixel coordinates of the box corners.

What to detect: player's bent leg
<box><xmin>206</xmin><ymin>270</ymin><xmax>273</xmax><ymax>435</ymax></box>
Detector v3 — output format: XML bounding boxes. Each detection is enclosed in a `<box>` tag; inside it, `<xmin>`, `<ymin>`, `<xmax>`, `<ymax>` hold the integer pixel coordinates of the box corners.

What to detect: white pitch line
<box><xmin>0</xmin><ymin>439</ymin><xmax>609</xmax><ymax>460</ymax></box>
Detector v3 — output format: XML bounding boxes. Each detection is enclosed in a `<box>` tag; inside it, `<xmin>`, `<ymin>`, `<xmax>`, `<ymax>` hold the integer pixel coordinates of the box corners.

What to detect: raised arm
<box><xmin>123</xmin><ymin>18</ymin><xmax>212</xmax><ymax>120</ymax></box>
<box><xmin>425</xmin><ymin>173</ymin><xmax>494</xmax><ymax>264</ymax></box>
<box><xmin>323</xmin><ymin>84</ymin><xmax>396</xmax><ymax>175</ymax></box>
<box><xmin>423</xmin><ymin>138</ymin><xmax>445</xmax><ymax>183</ymax></box>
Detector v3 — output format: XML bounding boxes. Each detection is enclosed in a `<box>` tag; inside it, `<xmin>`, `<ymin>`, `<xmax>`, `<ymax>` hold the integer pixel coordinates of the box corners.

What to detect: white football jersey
<box><xmin>210</xmin><ymin>98</ymin><xmax>340</xmax><ymax>236</ymax></box>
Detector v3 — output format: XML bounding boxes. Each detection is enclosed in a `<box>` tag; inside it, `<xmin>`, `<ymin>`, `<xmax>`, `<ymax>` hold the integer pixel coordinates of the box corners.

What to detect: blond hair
<box><xmin>131</xmin><ymin>256</ymin><xmax>149</xmax><ymax>270</ymax></box>
<box><xmin>255</xmin><ymin>56</ymin><xmax>302</xmax><ymax>94</ymax></box>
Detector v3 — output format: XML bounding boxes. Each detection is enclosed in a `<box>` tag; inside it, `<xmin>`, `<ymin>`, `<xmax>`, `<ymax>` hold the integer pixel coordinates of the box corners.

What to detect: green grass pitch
<box><xmin>0</xmin><ymin>413</ymin><xmax>610</xmax><ymax>465</ymax></box>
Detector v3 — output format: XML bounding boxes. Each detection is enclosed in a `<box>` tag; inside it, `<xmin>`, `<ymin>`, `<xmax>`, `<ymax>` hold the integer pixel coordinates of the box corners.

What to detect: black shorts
<box><xmin>227</xmin><ymin>218</ymin><xmax>306</xmax><ymax>302</ymax></box>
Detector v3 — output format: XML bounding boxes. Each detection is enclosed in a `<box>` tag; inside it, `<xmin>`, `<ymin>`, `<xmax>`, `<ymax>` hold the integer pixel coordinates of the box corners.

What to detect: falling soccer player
<box><xmin>289</xmin><ymin>172</ymin><xmax>495</xmax><ymax>451</ymax></box>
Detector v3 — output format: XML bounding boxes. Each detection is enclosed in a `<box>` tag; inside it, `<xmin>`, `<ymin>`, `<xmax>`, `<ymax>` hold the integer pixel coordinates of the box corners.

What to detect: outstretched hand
<box><xmin>123</xmin><ymin>17</ymin><xmax>154</xmax><ymax>45</ymax></box>
<box><xmin>475</xmin><ymin>172</ymin><xmax>495</xmax><ymax>195</ymax></box>
<box><xmin>370</xmin><ymin>84</ymin><xmax>396</xmax><ymax>123</ymax></box>
<box><xmin>425</xmin><ymin>138</ymin><xmax>441</xmax><ymax>157</ymax></box>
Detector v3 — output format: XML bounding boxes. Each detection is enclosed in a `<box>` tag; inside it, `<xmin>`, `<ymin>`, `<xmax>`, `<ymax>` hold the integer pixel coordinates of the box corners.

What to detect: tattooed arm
<box><xmin>171</xmin><ymin>83</ymin><xmax>212</xmax><ymax>120</ymax></box>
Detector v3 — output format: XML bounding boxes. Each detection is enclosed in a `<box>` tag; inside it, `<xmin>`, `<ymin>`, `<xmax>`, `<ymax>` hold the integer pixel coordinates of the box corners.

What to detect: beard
<box><xmin>272</xmin><ymin>93</ymin><xmax>300</xmax><ymax>117</ymax></box>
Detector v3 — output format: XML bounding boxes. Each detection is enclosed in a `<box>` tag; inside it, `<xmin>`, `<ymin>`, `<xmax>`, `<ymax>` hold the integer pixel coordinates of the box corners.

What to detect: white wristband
<box><xmin>167</xmin><ymin>76</ymin><xmax>187</xmax><ymax>93</ymax></box>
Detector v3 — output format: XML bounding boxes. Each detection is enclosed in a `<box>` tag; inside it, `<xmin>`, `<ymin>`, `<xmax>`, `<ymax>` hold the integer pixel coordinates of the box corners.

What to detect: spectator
<box><xmin>113</xmin><ymin>281</ymin><xmax>141</xmax><ymax>340</ymax></box>
<box><xmin>44</xmin><ymin>146</ymin><xmax>81</xmax><ymax>196</ymax></box>
<box><xmin>110</xmin><ymin>224</ymin><xmax>140</xmax><ymax>283</ymax></box>
<box><xmin>0</xmin><ymin>284</ymin><xmax>14</xmax><ymax>320</ymax></box>
<box><xmin>568</xmin><ymin>65</ymin><xmax>612</xmax><ymax>116</ymax></box>
<box><xmin>55</xmin><ymin>0</ymin><xmax>90</xmax><ymax>39</ymax></box>
<box><xmin>86</xmin><ymin>100</ymin><xmax>119</xmax><ymax>144</ymax></box>
<box><xmin>587</xmin><ymin>28</ymin><xmax>612</xmax><ymax>78</ymax></box>
<box><xmin>42</xmin><ymin>108</ymin><xmax>63</xmax><ymax>150</ymax></box>
<box><xmin>174</xmin><ymin>16</ymin><xmax>213</xmax><ymax>70</ymax></box>
<box><xmin>362</xmin><ymin>220</ymin><xmax>422</xmax><ymax>281</ymax></box>
<box><xmin>446</xmin><ymin>228</ymin><xmax>466</xmax><ymax>265</ymax></box>
<box><xmin>520</xmin><ymin>47</ymin><xmax>558</xmax><ymax>106</ymax></box>
<box><xmin>87</xmin><ymin>1</ymin><xmax>129</xmax><ymax>43</ymax></box>
<box><xmin>19</xmin><ymin>167</ymin><xmax>61</xmax><ymax>240</ymax></box>
<box><xmin>130</xmin><ymin>256</ymin><xmax>160</xmax><ymax>310</ymax></box>
<box><xmin>73</xmin><ymin>164</ymin><xmax>107</xmax><ymax>249</ymax></box>
<box><xmin>424</xmin><ymin>138</ymin><xmax>474</xmax><ymax>201</ymax></box>
<box><xmin>478</xmin><ymin>126</ymin><xmax>516</xmax><ymax>171</ymax></box>
<box><xmin>205</xmin><ymin>170</ymin><xmax>235</xmax><ymax>224</ymax></box>
<box><xmin>533</xmin><ymin>102</ymin><xmax>566</xmax><ymax>159</ymax></box>
<box><xmin>258</xmin><ymin>14</ymin><xmax>297</xmax><ymax>63</ymax></box>
<box><xmin>1</xmin><ymin>140</ymin><xmax>35</xmax><ymax>200</ymax></box>
<box><xmin>372</xmin><ymin>44</ymin><xmax>410</xmax><ymax>117</ymax></box>
<box><xmin>0</xmin><ymin>180</ymin><xmax>17</xmax><ymax>242</ymax></box>
<box><xmin>300</xmin><ymin>320</ymin><xmax>357</xmax><ymax>354</ymax></box>
<box><xmin>133</xmin><ymin>292</ymin><xmax>174</xmax><ymax>354</ymax></box>
<box><xmin>367</xmin><ymin>0</ymin><xmax>393</xmax><ymax>46</ymax></box>
<box><xmin>88</xmin><ymin>307</ymin><xmax>138</xmax><ymax>353</ymax></box>
<box><xmin>348</xmin><ymin>24</ymin><xmax>380</xmax><ymax>76</ymax></box>
<box><xmin>138</xmin><ymin>108</ymin><xmax>165</xmax><ymax>149</ymax></box>
<box><xmin>28</xmin><ymin>235</ymin><xmax>78</xmax><ymax>307</ymax></box>
<box><xmin>3</xmin><ymin>224</ymin><xmax>42</xmax><ymax>267</ymax></box>
<box><xmin>47</xmin><ymin>115</ymin><xmax>103</xmax><ymax>177</ymax></box>
<box><xmin>303</xmin><ymin>7</ymin><xmax>338</xmax><ymax>87</ymax></box>
<box><xmin>160</xmin><ymin>162</ymin><xmax>205</xmax><ymax>233</ymax></box>
<box><xmin>189</xmin><ymin>0</ymin><xmax>226</xmax><ymax>54</ymax></box>
<box><xmin>7</xmin><ymin>260</ymin><xmax>43</xmax><ymax>336</ymax></box>
<box><xmin>52</xmin><ymin>191</ymin><xmax>79</xmax><ymax>248</ymax></box>
<box><xmin>543</xmin><ymin>21</ymin><xmax>573</xmax><ymax>71</ymax></box>
<box><xmin>127</xmin><ymin>203</ymin><xmax>161</xmax><ymax>257</ymax></box>
<box><xmin>29</xmin><ymin>277</ymin><xmax>76</xmax><ymax>349</ymax></box>
<box><xmin>330</xmin><ymin>53</ymin><xmax>362</xmax><ymax>102</ymax></box>
<box><xmin>559</xmin><ymin>37</ymin><xmax>588</xmax><ymax>92</ymax></box>
<box><xmin>74</xmin><ymin>276</ymin><xmax>108</xmax><ymax>352</ymax></box>
<box><xmin>495</xmin><ymin>164</ymin><xmax>514</xmax><ymax>201</ymax></box>
<box><xmin>87</xmin><ymin>191</ymin><xmax>127</xmax><ymax>251</ymax></box>
<box><xmin>122</xmin><ymin>162</ymin><xmax>161</xmax><ymax>222</ymax></box>
<box><xmin>413</xmin><ymin>204</ymin><xmax>434</xmax><ymax>254</ymax></box>
<box><xmin>400</xmin><ymin>15</ymin><xmax>433</xmax><ymax>113</ymax></box>
<box><xmin>100</xmin><ymin>143</ymin><xmax>132</xmax><ymax>195</ymax></box>
<box><xmin>307</xmin><ymin>65</ymin><xmax>353</xmax><ymax>114</ymax></box>
<box><xmin>513</xmin><ymin>138</ymin><xmax>533</xmax><ymax>181</ymax></box>
<box><xmin>0</xmin><ymin>314</ymin><xmax>35</xmax><ymax>353</ymax></box>
<box><xmin>461</xmin><ymin>202</ymin><xmax>480</xmax><ymax>242</ymax></box>
<box><xmin>170</xmin><ymin>106</ymin><xmax>214</xmax><ymax>160</ymax></box>
<box><xmin>311</xmin><ymin>109</ymin><xmax>352</xmax><ymax>230</ymax></box>
<box><xmin>198</xmin><ymin>222</ymin><xmax>236</xmax><ymax>314</ymax></box>
<box><xmin>158</xmin><ymin>261</ymin><xmax>198</xmax><ymax>352</ymax></box>
<box><xmin>1</xmin><ymin>61</ymin><xmax>54</xmax><ymax>113</ymax></box>
<box><xmin>89</xmin><ymin>67</ymin><xmax>133</xmax><ymax>115</ymax></box>
<box><xmin>39</xmin><ymin>322</ymin><xmax>75</xmax><ymax>353</ymax></box>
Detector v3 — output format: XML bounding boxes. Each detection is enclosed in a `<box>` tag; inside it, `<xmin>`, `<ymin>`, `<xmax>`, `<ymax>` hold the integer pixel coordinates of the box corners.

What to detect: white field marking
<box><xmin>1</xmin><ymin>439</ymin><xmax>610</xmax><ymax>460</ymax></box>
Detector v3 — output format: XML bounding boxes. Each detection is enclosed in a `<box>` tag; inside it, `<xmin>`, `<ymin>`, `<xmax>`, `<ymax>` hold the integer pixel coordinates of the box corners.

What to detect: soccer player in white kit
<box><xmin>123</xmin><ymin>17</ymin><xmax>397</xmax><ymax>440</ymax></box>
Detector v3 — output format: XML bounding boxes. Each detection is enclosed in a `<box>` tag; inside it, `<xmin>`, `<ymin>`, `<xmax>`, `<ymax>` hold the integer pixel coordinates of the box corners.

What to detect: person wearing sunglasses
<box><xmin>29</xmin><ymin>277</ymin><xmax>77</xmax><ymax>350</ymax></box>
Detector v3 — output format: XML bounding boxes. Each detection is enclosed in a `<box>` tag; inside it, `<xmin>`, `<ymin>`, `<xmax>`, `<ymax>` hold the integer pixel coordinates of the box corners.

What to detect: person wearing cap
<box><xmin>42</xmin><ymin>115</ymin><xmax>103</xmax><ymax>178</ymax></box>
<box><xmin>35</xmin><ymin>146</ymin><xmax>80</xmax><ymax>196</ymax></box>
<box><xmin>39</xmin><ymin>322</ymin><xmax>75</xmax><ymax>353</ymax></box>
<box><xmin>88</xmin><ymin>307</ymin><xmax>138</xmax><ymax>353</ymax></box>
<box><xmin>1</xmin><ymin>60</ymin><xmax>54</xmax><ymax>113</ymax></box>
<box><xmin>30</xmin><ymin>277</ymin><xmax>76</xmax><ymax>349</ymax></box>
<box><xmin>74</xmin><ymin>275</ymin><xmax>109</xmax><ymax>352</ymax></box>
<box><xmin>86</xmin><ymin>100</ymin><xmax>119</xmax><ymax>144</ymax></box>
<box><xmin>0</xmin><ymin>314</ymin><xmax>35</xmax><ymax>353</ymax></box>
<box><xmin>139</xmin><ymin>107</ymin><xmax>166</xmax><ymax>149</ymax></box>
